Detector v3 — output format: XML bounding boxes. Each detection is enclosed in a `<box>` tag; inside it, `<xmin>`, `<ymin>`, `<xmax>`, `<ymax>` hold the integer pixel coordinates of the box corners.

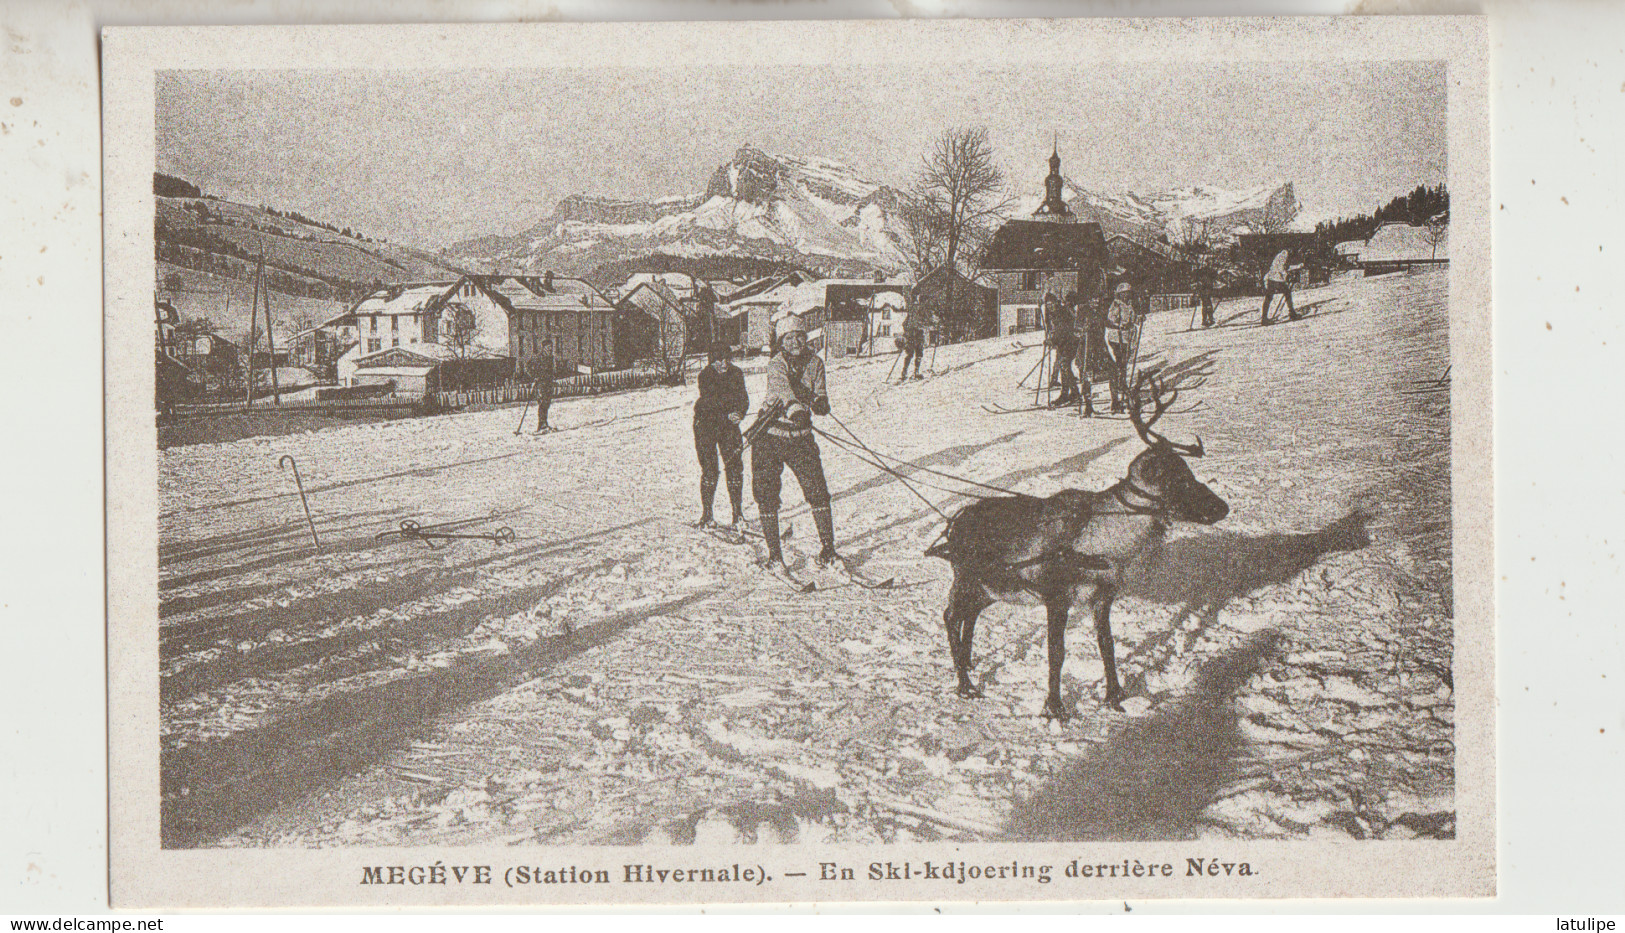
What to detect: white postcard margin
<box><xmin>103</xmin><ymin>15</ymin><xmax>1492</xmax><ymax>908</ymax></box>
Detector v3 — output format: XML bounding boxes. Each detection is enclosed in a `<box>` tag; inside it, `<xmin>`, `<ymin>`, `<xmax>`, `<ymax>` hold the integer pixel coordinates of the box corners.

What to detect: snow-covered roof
<box><xmin>351</xmin><ymin>282</ymin><xmax>458</xmax><ymax>316</ymax></box>
<box><xmin>1360</xmin><ymin>222</ymin><xmax>1448</xmax><ymax>264</ymax></box>
<box><xmin>983</xmin><ymin>220</ymin><xmax>1109</xmax><ymax>272</ymax></box>
<box><xmin>621</xmin><ymin>272</ymin><xmax>697</xmax><ymax>297</ymax></box>
<box><xmin>481</xmin><ymin>276</ymin><xmax>614</xmax><ymax>314</ymax></box>
<box><xmin>1336</xmin><ymin>240</ymin><xmax>1366</xmax><ymax>257</ymax></box>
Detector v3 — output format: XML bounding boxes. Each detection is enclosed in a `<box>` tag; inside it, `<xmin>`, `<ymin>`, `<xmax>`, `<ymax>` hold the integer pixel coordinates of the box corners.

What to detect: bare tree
<box><xmin>897</xmin><ymin>193</ymin><xmax>949</xmax><ymax>282</ymax></box>
<box><xmin>444</xmin><ymin>302</ymin><xmax>481</xmax><ymax>360</ymax></box>
<box><xmin>912</xmin><ymin>127</ymin><xmax>1013</xmax><ymax>344</ymax></box>
<box><xmin>1422</xmin><ymin>218</ymin><xmax>1448</xmax><ymax>260</ymax></box>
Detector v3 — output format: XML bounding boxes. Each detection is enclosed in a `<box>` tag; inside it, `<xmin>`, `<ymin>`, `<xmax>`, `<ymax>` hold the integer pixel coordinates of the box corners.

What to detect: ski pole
<box><xmin>885</xmin><ymin>347</ymin><xmax>901</xmax><ymax>383</ymax></box>
<box><xmin>278</xmin><ymin>455</ymin><xmax>320</xmax><ymax>548</ymax></box>
<box><xmin>514</xmin><ymin>390</ymin><xmax>533</xmax><ymax>435</ymax></box>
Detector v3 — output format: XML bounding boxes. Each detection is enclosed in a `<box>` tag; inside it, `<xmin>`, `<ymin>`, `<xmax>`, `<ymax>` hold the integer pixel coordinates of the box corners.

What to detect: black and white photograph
<box><xmin>100</xmin><ymin>16</ymin><xmax>1492</xmax><ymax>906</ymax></box>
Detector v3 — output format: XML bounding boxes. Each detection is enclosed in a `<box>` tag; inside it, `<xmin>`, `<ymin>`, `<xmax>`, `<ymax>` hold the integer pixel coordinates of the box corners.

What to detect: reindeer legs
<box><xmin>1042</xmin><ymin>595</ymin><xmax>1074</xmax><ymax>722</ymax></box>
<box><xmin>1089</xmin><ymin>585</ymin><xmax>1127</xmax><ymax>712</ymax></box>
<box><xmin>944</xmin><ymin>576</ymin><xmax>991</xmax><ymax>699</ymax></box>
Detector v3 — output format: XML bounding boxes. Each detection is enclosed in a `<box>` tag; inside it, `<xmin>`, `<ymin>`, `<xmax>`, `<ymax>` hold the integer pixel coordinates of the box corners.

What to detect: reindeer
<box><xmin>925</xmin><ymin>374</ymin><xmax>1229</xmax><ymax>721</ymax></box>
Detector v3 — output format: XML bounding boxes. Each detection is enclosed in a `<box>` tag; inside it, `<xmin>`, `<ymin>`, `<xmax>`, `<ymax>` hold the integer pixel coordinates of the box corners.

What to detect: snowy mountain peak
<box><xmin>1057</xmin><ymin>178</ymin><xmax>1300</xmax><ymax>241</ymax></box>
<box><xmin>447</xmin><ymin>146</ymin><xmax>911</xmax><ymax>279</ymax></box>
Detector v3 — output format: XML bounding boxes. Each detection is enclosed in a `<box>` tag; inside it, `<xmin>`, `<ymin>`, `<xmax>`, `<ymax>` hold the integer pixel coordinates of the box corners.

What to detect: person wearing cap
<box><xmin>693</xmin><ymin>341</ymin><xmax>749</xmax><ymax>530</ymax></box>
<box><xmin>1105</xmin><ymin>281</ymin><xmax>1139</xmax><ymax>412</ymax></box>
<box><xmin>752</xmin><ymin>314</ymin><xmax>839</xmax><ymax>572</ymax></box>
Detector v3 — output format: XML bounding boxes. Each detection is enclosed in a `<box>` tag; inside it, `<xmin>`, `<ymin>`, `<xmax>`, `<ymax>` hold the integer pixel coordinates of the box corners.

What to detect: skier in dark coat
<box><xmin>1046</xmin><ymin>290</ymin><xmax>1081</xmax><ymax>407</ymax></box>
<box><xmin>751</xmin><ymin>315</ymin><xmax>838</xmax><ymax>579</ymax></box>
<box><xmin>693</xmin><ymin>342</ymin><xmax>749</xmax><ymax>529</ymax></box>
<box><xmin>1194</xmin><ymin>266</ymin><xmax>1219</xmax><ymax>328</ymax></box>
<box><xmin>530</xmin><ymin>350</ymin><xmax>556</xmax><ymax>433</ymax></box>
<box><xmin>899</xmin><ymin>310</ymin><xmax>926</xmax><ymax>381</ymax></box>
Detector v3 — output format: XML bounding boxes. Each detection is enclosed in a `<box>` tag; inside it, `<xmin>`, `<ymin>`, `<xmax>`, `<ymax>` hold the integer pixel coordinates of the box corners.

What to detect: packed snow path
<box><xmin>158</xmin><ymin>269</ymin><xmax>1455</xmax><ymax>848</ymax></box>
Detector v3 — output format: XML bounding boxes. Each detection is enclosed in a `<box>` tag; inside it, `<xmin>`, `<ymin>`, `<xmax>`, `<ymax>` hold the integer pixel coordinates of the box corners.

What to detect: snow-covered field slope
<box><xmin>158</xmin><ymin>268</ymin><xmax>1454</xmax><ymax>848</ymax></box>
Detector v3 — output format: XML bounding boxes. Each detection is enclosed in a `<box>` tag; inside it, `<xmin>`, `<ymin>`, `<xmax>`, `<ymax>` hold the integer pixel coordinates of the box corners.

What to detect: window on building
<box><xmin>391</xmin><ymin>316</ymin><xmax>399</xmax><ymax>334</ymax></box>
<box><xmin>368</xmin><ymin>338</ymin><xmax>381</xmax><ymax>353</ymax></box>
<box><xmin>1020</xmin><ymin>271</ymin><xmax>1042</xmax><ymax>291</ymax></box>
<box><xmin>392</xmin><ymin>337</ymin><xmax>399</xmax><ymax>348</ymax></box>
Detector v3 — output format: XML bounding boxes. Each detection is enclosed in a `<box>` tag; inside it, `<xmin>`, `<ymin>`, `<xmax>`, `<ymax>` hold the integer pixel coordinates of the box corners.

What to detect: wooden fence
<box><xmin>431</xmin><ymin>368</ymin><xmax>668</xmax><ymax>409</ymax></box>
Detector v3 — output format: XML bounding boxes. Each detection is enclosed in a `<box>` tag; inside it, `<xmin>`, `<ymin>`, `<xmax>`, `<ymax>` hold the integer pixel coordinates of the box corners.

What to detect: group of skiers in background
<box><xmin>1040</xmin><ymin>271</ymin><xmax>1141</xmax><ymax>415</ymax></box>
<box><xmin>1040</xmin><ymin>247</ymin><xmax>1304</xmax><ymax>413</ymax></box>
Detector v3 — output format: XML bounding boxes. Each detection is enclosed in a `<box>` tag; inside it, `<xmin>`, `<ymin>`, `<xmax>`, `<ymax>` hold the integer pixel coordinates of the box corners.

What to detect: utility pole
<box><xmin>244</xmin><ymin>258</ymin><xmax>259</xmax><ymax>407</ymax></box>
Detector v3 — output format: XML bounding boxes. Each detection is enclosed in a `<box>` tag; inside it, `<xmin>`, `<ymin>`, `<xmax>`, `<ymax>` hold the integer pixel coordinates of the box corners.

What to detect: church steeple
<box><xmin>1033</xmin><ymin>137</ymin><xmax>1074</xmax><ymax>223</ymax></box>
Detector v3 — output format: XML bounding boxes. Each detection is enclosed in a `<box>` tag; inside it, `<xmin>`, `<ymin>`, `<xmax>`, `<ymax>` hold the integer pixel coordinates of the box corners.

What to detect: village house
<box><xmin>483</xmin><ymin>273</ymin><xmax>619</xmax><ymax>375</ymax></box>
<box><xmin>910</xmin><ymin>266</ymin><xmax>998</xmax><ymax>343</ymax></box>
<box><xmin>616</xmin><ymin>279</ymin><xmax>692</xmax><ymax>371</ymax></box>
<box><xmin>333</xmin><ymin>273</ymin><xmax>618</xmax><ymax>392</ymax></box>
<box><xmin>154</xmin><ymin>300</ymin><xmax>195</xmax><ymax>408</ymax></box>
<box><xmin>815</xmin><ymin>276</ymin><xmax>914</xmax><ymax>357</ymax></box>
<box><xmin>718</xmin><ymin>271</ymin><xmax>815</xmax><ymax>354</ymax></box>
<box><xmin>1105</xmin><ymin>234</ymin><xmax>1200</xmax><ymax>313</ymax></box>
<box><xmin>982</xmin><ymin>220</ymin><xmax>1110</xmax><ymax>335</ymax></box>
<box><xmin>1355</xmin><ymin>221</ymin><xmax>1449</xmax><ymax>276</ymax></box>
<box><xmin>284</xmin><ymin>315</ymin><xmax>355</xmax><ymax>381</ymax></box>
<box><xmin>981</xmin><ymin>146</ymin><xmax>1110</xmax><ymax>335</ymax></box>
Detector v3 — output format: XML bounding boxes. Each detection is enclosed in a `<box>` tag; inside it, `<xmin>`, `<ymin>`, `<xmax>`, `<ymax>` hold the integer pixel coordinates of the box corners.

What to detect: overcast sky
<box><xmin>157</xmin><ymin>61</ymin><xmax>1446</xmax><ymax>248</ymax></box>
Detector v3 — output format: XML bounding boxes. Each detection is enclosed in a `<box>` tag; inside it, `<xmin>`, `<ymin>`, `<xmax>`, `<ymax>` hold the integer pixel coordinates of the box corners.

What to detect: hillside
<box><xmin>154</xmin><ymin>180</ymin><xmax>466</xmax><ymax>335</ymax></box>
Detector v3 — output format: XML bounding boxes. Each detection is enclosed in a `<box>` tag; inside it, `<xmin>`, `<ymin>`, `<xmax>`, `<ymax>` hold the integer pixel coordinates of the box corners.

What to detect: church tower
<box><xmin>1031</xmin><ymin>139</ymin><xmax>1075</xmax><ymax>223</ymax></box>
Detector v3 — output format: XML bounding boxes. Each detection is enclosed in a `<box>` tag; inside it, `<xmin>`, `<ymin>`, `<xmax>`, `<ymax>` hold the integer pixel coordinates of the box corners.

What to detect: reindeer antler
<box><xmin>1128</xmin><ymin>372</ymin><xmax>1205</xmax><ymax>457</ymax></box>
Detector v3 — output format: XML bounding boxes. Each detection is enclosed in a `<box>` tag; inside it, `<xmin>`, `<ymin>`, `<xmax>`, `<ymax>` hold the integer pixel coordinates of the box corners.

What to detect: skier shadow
<box><xmin>1004</xmin><ymin>628</ymin><xmax>1281</xmax><ymax>841</ymax></box>
<box><xmin>158</xmin><ymin>505</ymin><xmax>534</xmax><ymax>592</ymax></box>
<box><xmin>159</xmin><ymin>506</ymin><xmax>407</xmax><ymax>565</ymax></box>
<box><xmin>1001</xmin><ymin>508</ymin><xmax>1374</xmax><ymax>841</ymax></box>
<box><xmin>160</xmin><ymin>519</ymin><xmax>654</xmax><ymax>678</ymax></box>
<box><xmin>159</xmin><ymin>582</ymin><xmax>728</xmax><ymax>849</ymax></box>
<box><xmin>1210</xmin><ymin>296</ymin><xmax>1349</xmax><ymax>330</ymax></box>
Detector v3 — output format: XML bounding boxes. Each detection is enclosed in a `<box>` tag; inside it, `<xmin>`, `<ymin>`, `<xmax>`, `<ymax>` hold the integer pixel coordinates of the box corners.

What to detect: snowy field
<box><xmin>158</xmin><ymin>268</ymin><xmax>1454</xmax><ymax>848</ymax></box>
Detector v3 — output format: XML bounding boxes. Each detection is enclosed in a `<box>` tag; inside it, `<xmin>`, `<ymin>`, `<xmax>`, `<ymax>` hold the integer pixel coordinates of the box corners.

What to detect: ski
<box><xmin>816</xmin><ymin>556</ymin><xmax>894</xmax><ymax>591</ymax></box>
<box><xmin>695</xmin><ymin>520</ymin><xmax>793</xmax><ymax>545</ymax></box>
<box><xmin>737</xmin><ymin>520</ymin><xmax>794</xmax><ymax>542</ymax></box>
<box><xmin>702</xmin><ymin>524</ymin><xmax>748</xmax><ymax>546</ymax></box>
<box><xmin>982</xmin><ymin>403</ymin><xmax>1054</xmax><ymax>415</ymax></box>
<box><xmin>526</xmin><ymin>415</ymin><xmax>619</xmax><ymax>436</ymax></box>
<box><xmin>760</xmin><ymin>560</ymin><xmax>815</xmax><ymax>593</ymax></box>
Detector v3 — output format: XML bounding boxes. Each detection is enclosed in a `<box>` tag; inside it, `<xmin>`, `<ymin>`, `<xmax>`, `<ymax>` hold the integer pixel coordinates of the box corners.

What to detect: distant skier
<box><xmin>1047</xmin><ymin>290</ymin><xmax>1081</xmax><ymax>407</ymax></box>
<box><xmin>1104</xmin><ymin>282</ymin><xmax>1139</xmax><ymax>412</ymax></box>
<box><xmin>752</xmin><ymin>315</ymin><xmax>839</xmax><ymax>582</ymax></box>
<box><xmin>1194</xmin><ymin>265</ymin><xmax>1219</xmax><ymax>328</ymax></box>
<box><xmin>530</xmin><ymin>350</ymin><xmax>556</xmax><ymax>433</ymax></box>
<box><xmin>1260</xmin><ymin>248</ymin><xmax>1301</xmax><ymax>324</ymax></box>
<box><xmin>693</xmin><ymin>342</ymin><xmax>749</xmax><ymax>530</ymax></box>
<box><xmin>899</xmin><ymin>309</ymin><xmax>926</xmax><ymax>381</ymax></box>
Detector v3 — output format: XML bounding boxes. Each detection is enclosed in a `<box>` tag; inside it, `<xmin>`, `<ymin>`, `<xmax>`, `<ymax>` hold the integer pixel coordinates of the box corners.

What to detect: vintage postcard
<box><xmin>103</xmin><ymin>16</ymin><xmax>1491</xmax><ymax>907</ymax></box>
